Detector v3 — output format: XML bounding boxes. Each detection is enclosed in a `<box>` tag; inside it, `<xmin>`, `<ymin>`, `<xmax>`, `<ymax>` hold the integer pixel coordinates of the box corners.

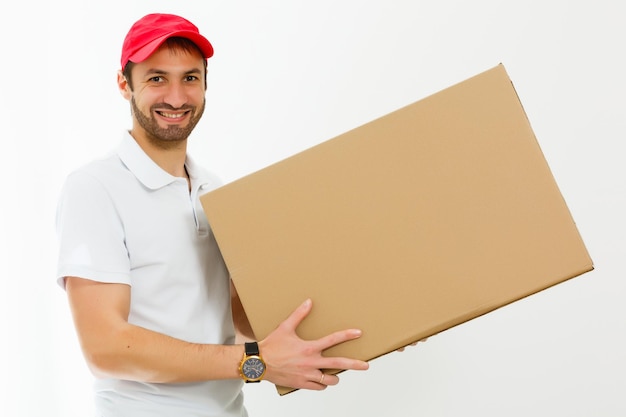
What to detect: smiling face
<box><xmin>118</xmin><ymin>42</ymin><xmax>207</xmax><ymax>149</ymax></box>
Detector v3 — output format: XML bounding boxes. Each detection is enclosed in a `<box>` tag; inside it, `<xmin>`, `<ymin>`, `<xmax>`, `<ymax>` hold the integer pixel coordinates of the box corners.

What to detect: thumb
<box><xmin>281</xmin><ymin>298</ymin><xmax>313</xmax><ymax>332</ymax></box>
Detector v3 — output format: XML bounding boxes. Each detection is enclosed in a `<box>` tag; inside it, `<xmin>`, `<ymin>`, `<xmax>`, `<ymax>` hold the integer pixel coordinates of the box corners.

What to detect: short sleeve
<box><xmin>56</xmin><ymin>170</ymin><xmax>131</xmax><ymax>289</ymax></box>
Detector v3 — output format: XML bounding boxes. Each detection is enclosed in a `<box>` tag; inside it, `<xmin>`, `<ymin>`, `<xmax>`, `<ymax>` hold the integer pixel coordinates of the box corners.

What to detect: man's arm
<box><xmin>66</xmin><ymin>277</ymin><xmax>242</xmax><ymax>382</ymax></box>
<box><xmin>66</xmin><ymin>276</ymin><xmax>368</xmax><ymax>390</ymax></box>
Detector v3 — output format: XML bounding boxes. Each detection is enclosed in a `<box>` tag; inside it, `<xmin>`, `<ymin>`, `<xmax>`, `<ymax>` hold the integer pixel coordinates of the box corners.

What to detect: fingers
<box><xmin>280</xmin><ymin>299</ymin><xmax>366</xmax><ymax>359</ymax></box>
<box><xmin>278</xmin><ymin>371</ymin><xmax>340</xmax><ymax>391</ymax></box>
<box><xmin>260</xmin><ymin>298</ymin><xmax>369</xmax><ymax>390</ymax></box>
<box><xmin>310</xmin><ymin>328</ymin><xmax>368</xmax><ymax>369</ymax></box>
<box><xmin>314</xmin><ymin>355</ymin><xmax>369</xmax><ymax>373</ymax></box>
<box><xmin>397</xmin><ymin>337</ymin><xmax>428</xmax><ymax>352</ymax></box>
<box><xmin>301</xmin><ymin>371</ymin><xmax>340</xmax><ymax>391</ymax></box>
<box><xmin>279</xmin><ymin>298</ymin><xmax>313</xmax><ymax>332</ymax></box>
<box><xmin>299</xmin><ymin>302</ymin><xmax>369</xmax><ymax>372</ymax></box>
<box><xmin>318</xmin><ymin>372</ymin><xmax>326</xmax><ymax>385</ymax></box>
<box><xmin>316</xmin><ymin>372</ymin><xmax>339</xmax><ymax>387</ymax></box>
<box><xmin>315</xmin><ymin>328</ymin><xmax>363</xmax><ymax>350</ymax></box>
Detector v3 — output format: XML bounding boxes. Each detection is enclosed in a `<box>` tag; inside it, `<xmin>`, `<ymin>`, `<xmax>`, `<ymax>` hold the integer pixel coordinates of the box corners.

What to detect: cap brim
<box><xmin>127</xmin><ymin>30</ymin><xmax>214</xmax><ymax>65</ymax></box>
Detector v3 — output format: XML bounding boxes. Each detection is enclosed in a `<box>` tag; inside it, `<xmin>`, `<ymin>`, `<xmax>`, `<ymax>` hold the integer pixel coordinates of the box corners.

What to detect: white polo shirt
<box><xmin>56</xmin><ymin>132</ymin><xmax>246</xmax><ymax>417</ymax></box>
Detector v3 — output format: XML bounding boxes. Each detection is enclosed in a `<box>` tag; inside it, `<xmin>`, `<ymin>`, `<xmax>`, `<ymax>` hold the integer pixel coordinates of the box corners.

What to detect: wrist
<box><xmin>238</xmin><ymin>341</ymin><xmax>266</xmax><ymax>383</ymax></box>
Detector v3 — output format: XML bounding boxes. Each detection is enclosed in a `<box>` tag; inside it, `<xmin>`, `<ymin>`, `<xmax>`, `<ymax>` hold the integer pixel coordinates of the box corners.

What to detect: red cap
<box><xmin>121</xmin><ymin>13</ymin><xmax>214</xmax><ymax>70</ymax></box>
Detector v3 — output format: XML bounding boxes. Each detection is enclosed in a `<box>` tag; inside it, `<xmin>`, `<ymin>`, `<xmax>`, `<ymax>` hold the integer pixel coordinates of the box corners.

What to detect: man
<box><xmin>56</xmin><ymin>13</ymin><xmax>368</xmax><ymax>416</ymax></box>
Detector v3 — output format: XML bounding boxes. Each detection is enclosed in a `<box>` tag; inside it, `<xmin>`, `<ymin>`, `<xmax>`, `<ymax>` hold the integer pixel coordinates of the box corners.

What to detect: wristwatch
<box><xmin>239</xmin><ymin>341</ymin><xmax>266</xmax><ymax>383</ymax></box>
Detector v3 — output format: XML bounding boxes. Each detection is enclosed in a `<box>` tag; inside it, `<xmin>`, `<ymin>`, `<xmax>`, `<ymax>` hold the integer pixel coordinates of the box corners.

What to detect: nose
<box><xmin>163</xmin><ymin>81</ymin><xmax>188</xmax><ymax>109</ymax></box>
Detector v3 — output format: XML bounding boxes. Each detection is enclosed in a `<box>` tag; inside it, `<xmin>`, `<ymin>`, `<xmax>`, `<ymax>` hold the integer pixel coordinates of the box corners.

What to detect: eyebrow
<box><xmin>143</xmin><ymin>68</ymin><xmax>204</xmax><ymax>77</ymax></box>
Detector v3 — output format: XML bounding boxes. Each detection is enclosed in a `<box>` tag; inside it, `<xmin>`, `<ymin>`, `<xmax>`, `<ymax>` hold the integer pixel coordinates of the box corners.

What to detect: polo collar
<box><xmin>117</xmin><ymin>131</ymin><xmax>207</xmax><ymax>190</ymax></box>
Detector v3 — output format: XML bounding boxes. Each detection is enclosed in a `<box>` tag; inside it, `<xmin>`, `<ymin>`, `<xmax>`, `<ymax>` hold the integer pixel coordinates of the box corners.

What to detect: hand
<box><xmin>258</xmin><ymin>299</ymin><xmax>369</xmax><ymax>390</ymax></box>
<box><xmin>396</xmin><ymin>337</ymin><xmax>428</xmax><ymax>352</ymax></box>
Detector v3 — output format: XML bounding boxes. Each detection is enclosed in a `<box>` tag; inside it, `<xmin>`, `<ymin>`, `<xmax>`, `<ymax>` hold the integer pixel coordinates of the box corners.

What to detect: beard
<box><xmin>131</xmin><ymin>97</ymin><xmax>205</xmax><ymax>148</ymax></box>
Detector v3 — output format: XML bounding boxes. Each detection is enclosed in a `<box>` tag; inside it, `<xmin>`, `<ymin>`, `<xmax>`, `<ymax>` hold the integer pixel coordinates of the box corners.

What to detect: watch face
<box><xmin>242</xmin><ymin>356</ymin><xmax>266</xmax><ymax>380</ymax></box>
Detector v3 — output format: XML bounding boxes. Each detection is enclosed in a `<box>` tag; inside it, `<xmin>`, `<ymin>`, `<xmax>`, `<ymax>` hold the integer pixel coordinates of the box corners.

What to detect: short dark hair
<box><xmin>122</xmin><ymin>36</ymin><xmax>208</xmax><ymax>91</ymax></box>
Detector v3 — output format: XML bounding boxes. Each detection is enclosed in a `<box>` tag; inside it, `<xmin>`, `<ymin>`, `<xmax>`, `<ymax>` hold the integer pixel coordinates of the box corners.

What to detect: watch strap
<box><xmin>244</xmin><ymin>341</ymin><xmax>259</xmax><ymax>356</ymax></box>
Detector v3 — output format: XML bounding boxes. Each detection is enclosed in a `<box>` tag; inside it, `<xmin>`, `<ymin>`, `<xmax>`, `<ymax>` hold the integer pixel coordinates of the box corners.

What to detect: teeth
<box><xmin>160</xmin><ymin>112</ymin><xmax>185</xmax><ymax>119</ymax></box>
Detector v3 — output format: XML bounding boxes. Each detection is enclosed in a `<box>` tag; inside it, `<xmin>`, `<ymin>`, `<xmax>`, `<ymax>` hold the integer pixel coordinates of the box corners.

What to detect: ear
<box><xmin>117</xmin><ymin>70</ymin><xmax>132</xmax><ymax>101</ymax></box>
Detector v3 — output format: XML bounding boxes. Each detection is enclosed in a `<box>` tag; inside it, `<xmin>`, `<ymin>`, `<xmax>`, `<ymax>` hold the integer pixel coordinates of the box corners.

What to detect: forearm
<box><xmin>67</xmin><ymin>278</ymin><xmax>369</xmax><ymax>390</ymax></box>
<box><xmin>82</xmin><ymin>321</ymin><xmax>244</xmax><ymax>383</ymax></box>
<box><xmin>67</xmin><ymin>277</ymin><xmax>245</xmax><ymax>384</ymax></box>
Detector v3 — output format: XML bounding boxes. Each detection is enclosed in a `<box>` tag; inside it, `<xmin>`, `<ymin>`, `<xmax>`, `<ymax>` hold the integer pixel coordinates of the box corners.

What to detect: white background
<box><xmin>1</xmin><ymin>1</ymin><xmax>624</xmax><ymax>416</ymax></box>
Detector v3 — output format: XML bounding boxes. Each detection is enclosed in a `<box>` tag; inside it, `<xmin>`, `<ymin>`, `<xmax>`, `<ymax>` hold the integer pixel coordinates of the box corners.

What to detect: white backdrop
<box><xmin>2</xmin><ymin>1</ymin><xmax>624</xmax><ymax>416</ymax></box>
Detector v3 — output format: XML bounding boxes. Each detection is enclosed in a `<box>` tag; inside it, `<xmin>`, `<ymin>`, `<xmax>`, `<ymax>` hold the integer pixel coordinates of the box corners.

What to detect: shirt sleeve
<box><xmin>56</xmin><ymin>170</ymin><xmax>131</xmax><ymax>289</ymax></box>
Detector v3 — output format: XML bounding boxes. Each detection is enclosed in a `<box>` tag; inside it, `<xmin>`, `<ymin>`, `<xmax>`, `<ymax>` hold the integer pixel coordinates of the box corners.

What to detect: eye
<box><xmin>185</xmin><ymin>75</ymin><xmax>200</xmax><ymax>82</ymax></box>
<box><xmin>149</xmin><ymin>76</ymin><xmax>164</xmax><ymax>83</ymax></box>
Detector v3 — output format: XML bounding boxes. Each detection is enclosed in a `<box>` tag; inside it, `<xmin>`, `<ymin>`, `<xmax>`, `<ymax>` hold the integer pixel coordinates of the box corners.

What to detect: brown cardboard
<box><xmin>200</xmin><ymin>64</ymin><xmax>593</xmax><ymax>395</ymax></box>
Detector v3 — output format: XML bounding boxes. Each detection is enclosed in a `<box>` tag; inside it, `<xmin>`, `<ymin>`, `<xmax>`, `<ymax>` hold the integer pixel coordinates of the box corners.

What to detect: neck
<box><xmin>129</xmin><ymin>129</ymin><xmax>189</xmax><ymax>178</ymax></box>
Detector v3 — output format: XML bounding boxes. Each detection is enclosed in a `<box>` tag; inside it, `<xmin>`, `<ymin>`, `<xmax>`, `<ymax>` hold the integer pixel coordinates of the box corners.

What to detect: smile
<box><xmin>156</xmin><ymin>110</ymin><xmax>189</xmax><ymax>120</ymax></box>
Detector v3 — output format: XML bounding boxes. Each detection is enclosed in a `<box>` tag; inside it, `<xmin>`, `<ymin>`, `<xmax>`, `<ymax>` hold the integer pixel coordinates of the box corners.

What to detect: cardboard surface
<box><xmin>200</xmin><ymin>64</ymin><xmax>593</xmax><ymax>395</ymax></box>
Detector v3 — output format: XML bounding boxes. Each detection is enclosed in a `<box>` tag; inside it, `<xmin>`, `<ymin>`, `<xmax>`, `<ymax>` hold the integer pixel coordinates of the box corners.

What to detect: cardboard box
<box><xmin>200</xmin><ymin>64</ymin><xmax>593</xmax><ymax>395</ymax></box>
